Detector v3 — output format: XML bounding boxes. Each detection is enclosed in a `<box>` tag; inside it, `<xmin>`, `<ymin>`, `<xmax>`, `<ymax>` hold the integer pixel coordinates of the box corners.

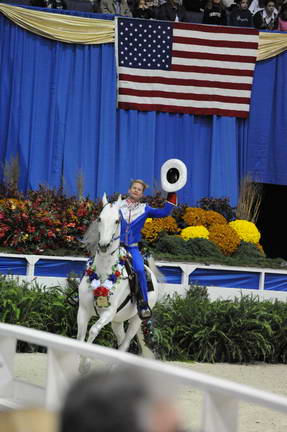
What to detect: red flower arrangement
<box><xmin>93</xmin><ymin>286</ymin><xmax>110</xmax><ymax>297</ymax></box>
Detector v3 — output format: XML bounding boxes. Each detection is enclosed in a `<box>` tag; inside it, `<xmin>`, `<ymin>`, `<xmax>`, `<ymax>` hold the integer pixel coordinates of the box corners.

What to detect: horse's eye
<box><xmin>115</xmin><ymin>219</ymin><xmax>120</xmax><ymax>224</ymax></box>
<box><xmin>98</xmin><ymin>217</ymin><xmax>101</xmax><ymax>223</ymax></box>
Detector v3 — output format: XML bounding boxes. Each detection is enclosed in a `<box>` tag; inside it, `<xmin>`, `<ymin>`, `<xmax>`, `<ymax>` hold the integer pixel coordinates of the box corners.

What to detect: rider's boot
<box><xmin>137</xmin><ymin>299</ymin><xmax>152</xmax><ymax>320</ymax></box>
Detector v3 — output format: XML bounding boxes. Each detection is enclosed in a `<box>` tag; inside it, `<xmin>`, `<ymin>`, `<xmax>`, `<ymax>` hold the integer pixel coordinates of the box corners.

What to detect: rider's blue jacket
<box><xmin>120</xmin><ymin>201</ymin><xmax>174</xmax><ymax>246</ymax></box>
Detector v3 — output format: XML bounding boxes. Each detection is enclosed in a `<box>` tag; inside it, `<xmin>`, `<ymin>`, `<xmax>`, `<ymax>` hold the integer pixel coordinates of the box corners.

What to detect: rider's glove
<box><xmin>167</xmin><ymin>192</ymin><xmax>177</xmax><ymax>205</ymax></box>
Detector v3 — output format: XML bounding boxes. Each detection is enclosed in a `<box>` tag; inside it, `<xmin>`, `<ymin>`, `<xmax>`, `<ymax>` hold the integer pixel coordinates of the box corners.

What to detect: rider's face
<box><xmin>128</xmin><ymin>182</ymin><xmax>144</xmax><ymax>201</ymax></box>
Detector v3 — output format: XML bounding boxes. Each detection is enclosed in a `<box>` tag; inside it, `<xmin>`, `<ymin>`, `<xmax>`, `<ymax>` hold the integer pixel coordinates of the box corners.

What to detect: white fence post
<box><xmin>0</xmin><ymin>336</ymin><xmax>16</xmax><ymax>400</ymax></box>
<box><xmin>202</xmin><ymin>391</ymin><xmax>239</xmax><ymax>432</ymax></box>
<box><xmin>45</xmin><ymin>350</ymin><xmax>79</xmax><ymax>411</ymax></box>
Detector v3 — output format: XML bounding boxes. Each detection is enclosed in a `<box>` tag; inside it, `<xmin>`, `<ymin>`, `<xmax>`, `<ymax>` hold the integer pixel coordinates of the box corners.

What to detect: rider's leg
<box><xmin>127</xmin><ymin>246</ymin><xmax>148</xmax><ymax>302</ymax></box>
<box><xmin>127</xmin><ymin>247</ymin><xmax>152</xmax><ymax>319</ymax></box>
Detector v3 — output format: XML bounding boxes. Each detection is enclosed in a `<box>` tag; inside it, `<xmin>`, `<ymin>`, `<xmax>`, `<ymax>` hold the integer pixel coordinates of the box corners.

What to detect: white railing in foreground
<box><xmin>1</xmin><ymin>324</ymin><xmax>287</xmax><ymax>432</ymax></box>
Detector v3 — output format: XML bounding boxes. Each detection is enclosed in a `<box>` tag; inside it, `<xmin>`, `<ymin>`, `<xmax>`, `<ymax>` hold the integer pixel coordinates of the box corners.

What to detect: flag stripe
<box><xmin>119</xmin><ymin>79</ymin><xmax>251</xmax><ymax>97</ymax></box>
<box><xmin>119</xmin><ymin>71</ymin><xmax>252</xmax><ymax>90</ymax></box>
<box><xmin>171</xmin><ymin>64</ymin><xmax>254</xmax><ymax>77</ymax></box>
<box><xmin>172</xmin><ymin>49</ymin><xmax>257</xmax><ymax>63</ymax></box>
<box><xmin>116</xmin><ymin>18</ymin><xmax>259</xmax><ymax>118</ymax></box>
<box><xmin>119</xmin><ymin>88</ymin><xmax>250</xmax><ymax>104</ymax></box>
<box><xmin>119</xmin><ymin>67</ymin><xmax>253</xmax><ymax>83</ymax></box>
<box><xmin>172</xmin><ymin>57</ymin><xmax>256</xmax><ymax>71</ymax></box>
<box><xmin>174</xmin><ymin>28</ymin><xmax>259</xmax><ymax>42</ymax></box>
<box><xmin>118</xmin><ymin>94</ymin><xmax>249</xmax><ymax>110</ymax></box>
<box><xmin>173</xmin><ymin>36</ymin><xmax>258</xmax><ymax>50</ymax></box>
<box><xmin>118</xmin><ymin>101</ymin><xmax>249</xmax><ymax>118</ymax></box>
<box><xmin>173</xmin><ymin>21</ymin><xmax>259</xmax><ymax>36</ymax></box>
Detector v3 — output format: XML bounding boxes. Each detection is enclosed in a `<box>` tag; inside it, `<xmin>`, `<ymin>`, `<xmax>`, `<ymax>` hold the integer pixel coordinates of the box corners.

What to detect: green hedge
<box><xmin>0</xmin><ymin>276</ymin><xmax>115</xmax><ymax>352</ymax></box>
<box><xmin>152</xmin><ymin>286</ymin><xmax>287</xmax><ymax>363</ymax></box>
<box><xmin>0</xmin><ymin>276</ymin><xmax>286</xmax><ymax>363</ymax></box>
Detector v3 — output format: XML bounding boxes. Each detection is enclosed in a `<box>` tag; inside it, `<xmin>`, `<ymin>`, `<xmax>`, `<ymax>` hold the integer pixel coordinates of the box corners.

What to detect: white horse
<box><xmin>77</xmin><ymin>193</ymin><xmax>160</xmax><ymax>373</ymax></box>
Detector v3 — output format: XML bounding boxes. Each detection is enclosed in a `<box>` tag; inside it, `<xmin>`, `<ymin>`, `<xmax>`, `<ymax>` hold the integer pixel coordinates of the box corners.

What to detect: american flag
<box><xmin>115</xmin><ymin>17</ymin><xmax>259</xmax><ymax>118</ymax></box>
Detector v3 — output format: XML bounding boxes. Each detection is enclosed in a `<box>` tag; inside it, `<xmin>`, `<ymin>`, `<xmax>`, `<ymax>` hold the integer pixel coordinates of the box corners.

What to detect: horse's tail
<box><xmin>147</xmin><ymin>255</ymin><xmax>166</xmax><ymax>283</ymax></box>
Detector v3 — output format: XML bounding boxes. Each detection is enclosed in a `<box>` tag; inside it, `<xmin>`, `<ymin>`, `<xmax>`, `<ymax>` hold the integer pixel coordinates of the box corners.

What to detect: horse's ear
<box><xmin>102</xmin><ymin>193</ymin><xmax>108</xmax><ymax>206</ymax></box>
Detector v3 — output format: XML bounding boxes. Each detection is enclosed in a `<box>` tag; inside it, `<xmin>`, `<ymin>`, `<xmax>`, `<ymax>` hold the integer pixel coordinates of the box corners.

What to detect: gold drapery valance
<box><xmin>1</xmin><ymin>2</ymin><xmax>287</xmax><ymax>59</ymax></box>
<box><xmin>0</xmin><ymin>3</ymin><xmax>114</xmax><ymax>44</ymax></box>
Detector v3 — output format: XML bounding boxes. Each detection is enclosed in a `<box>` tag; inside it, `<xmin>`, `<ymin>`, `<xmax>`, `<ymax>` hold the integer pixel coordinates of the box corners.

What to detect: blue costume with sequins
<box><xmin>120</xmin><ymin>199</ymin><xmax>174</xmax><ymax>303</ymax></box>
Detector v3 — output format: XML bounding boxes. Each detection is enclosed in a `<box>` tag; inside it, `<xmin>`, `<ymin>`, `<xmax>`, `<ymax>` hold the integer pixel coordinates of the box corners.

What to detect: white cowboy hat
<box><xmin>160</xmin><ymin>159</ymin><xmax>187</xmax><ymax>192</ymax></box>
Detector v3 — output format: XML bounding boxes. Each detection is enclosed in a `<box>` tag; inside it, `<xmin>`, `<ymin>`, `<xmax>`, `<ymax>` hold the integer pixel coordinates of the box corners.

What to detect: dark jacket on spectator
<box><xmin>31</xmin><ymin>0</ymin><xmax>67</xmax><ymax>8</ymax></box>
<box><xmin>253</xmin><ymin>9</ymin><xmax>278</xmax><ymax>28</ymax></box>
<box><xmin>183</xmin><ymin>0</ymin><xmax>207</xmax><ymax>11</ymax></box>
<box><xmin>202</xmin><ymin>4</ymin><xmax>227</xmax><ymax>24</ymax></box>
<box><xmin>132</xmin><ymin>4</ymin><xmax>157</xmax><ymax>17</ymax></box>
<box><xmin>229</xmin><ymin>7</ymin><xmax>253</xmax><ymax>25</ymax></box>
<box><xmin>157</xmin><ymin>0</ymin><xmax>189</xmax><ymax>21</ymax></box>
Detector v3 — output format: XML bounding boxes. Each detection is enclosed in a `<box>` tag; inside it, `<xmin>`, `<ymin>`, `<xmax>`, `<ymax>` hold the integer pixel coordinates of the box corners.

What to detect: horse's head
<box><xmin>97</xmin><ymin>193</ymin><xmax>122</xmax><ymax>254</ymax></box>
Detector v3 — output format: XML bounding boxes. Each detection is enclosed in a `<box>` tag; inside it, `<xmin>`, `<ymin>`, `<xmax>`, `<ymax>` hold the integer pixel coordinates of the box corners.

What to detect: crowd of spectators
<box><xmin>27</xmin><ymin>0</ymin><xmax>287</xmax><ymax>30</ymax></box>
<box><xmin>16</xmin><ymin>0</ymin><xmax>285</xmax><ymax>29</ymax></box>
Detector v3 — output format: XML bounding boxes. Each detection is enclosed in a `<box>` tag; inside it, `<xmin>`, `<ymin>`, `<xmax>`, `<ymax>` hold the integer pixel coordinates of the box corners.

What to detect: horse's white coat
<box><xmin>77</xmin><ymin>194</ymin><xmax>159</xmax><ymax>373</ymax></box>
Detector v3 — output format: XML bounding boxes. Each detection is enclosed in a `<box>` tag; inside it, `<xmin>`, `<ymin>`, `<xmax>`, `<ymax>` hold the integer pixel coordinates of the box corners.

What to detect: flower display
<box><xmin>204</xmin><ymin>210</ymin><xmax>227</xmax><ymax>228</ymax></box>
<box><xmin>229</xmin><ymin>220</ymin><xmax>261</xmax><ymax>244</ymax></box>
<box><xmin>0</xmin><ymin>187</ymin><xmax>100</xmax><ymax>254</ymax></box>
<box><xmin>180</xmin><ymin>225</ymin><xmax>209</xmax><ymax>240</ymax></box>
<box><xmin>209</xmin><ymin>224</ymin><xmax>240</xmax><ymax>255</ymax></box>
<box><xmin>141</xmin><ymin>216</ymin><xmax>179</xmax><ymax>243</ymax></box>
<box><xmin>183</xmin><ymin>207</ymin><xmax>207</xmax><ymax>226</ymax></box>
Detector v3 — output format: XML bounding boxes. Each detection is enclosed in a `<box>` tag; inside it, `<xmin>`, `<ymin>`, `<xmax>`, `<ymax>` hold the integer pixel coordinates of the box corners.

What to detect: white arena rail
<box><xmin>1</xmin><ymin>252</ymin><xmax>287</xmax><ymax>302</ymax></box>
<box><xmin>1</xmin><ymin>323</ymin><xmax>287</xmax><ymax>432</ymax></box>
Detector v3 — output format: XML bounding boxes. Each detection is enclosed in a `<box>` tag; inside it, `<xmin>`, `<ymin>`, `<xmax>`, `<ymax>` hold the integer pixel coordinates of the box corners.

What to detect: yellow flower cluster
<box><xmin>0</xmin><ymin>198</ymin><xmax>26</xmax><ymax>210</ymax></box>
<box><xmin>209</xmin><ymin>224</ymin><xmax>240</xmax><ymax>255</ymax></box>
<box><xmin>180</xmin><ymin>225</ymin><xmax>209</xmax><ymax>240</ymax></box>
<box><xmin>229</xmin><ymin>220</ymin><xmax>261</xmax><ymax>244</ymax></box>
<box><xmin>183</xmin><ymin>207</ymin><xmax>206</xmax><ymax>226</ymax></box>
<box><xmin>142</xmin><ymin>216</ymin><xmax>179</xmax><ymax>242</ymax></box>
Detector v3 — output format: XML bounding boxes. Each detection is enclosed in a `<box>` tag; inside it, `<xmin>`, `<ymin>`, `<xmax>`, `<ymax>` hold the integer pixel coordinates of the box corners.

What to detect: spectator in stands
<box><xmin>253</xmin><ymin>0</ymin><xmax>278</xmax><ymax>28</ymax></box>
<box><xmin>100</xmin><ymin>0</ymin><xmax>132</xmax><ymax>15</ymax></box>
<box><xmin>60</xmin><ymin>367</ymin><xmax>183</xmax><ymax>432</ymax></box>
<box><xmin>202</xmin><ymin>0</ymin><xmax>228</xmax><ymax>24</ymax></box>
<box><xmin>229</xmin><ymin>0</ymin><xmax>253</xmax><ymax>25</ymax></box>
<box><xmin>278</xmin><ymin>1</ymin><xmax>287</xmax><ymax>28</ymax></box>
<box><xmin>157</xmin><ymin>0</ymin><xmax>189</xmax><ymax>21</ymax></box>
<box><xmin>132</xmin><ymin>0</ymin><xmax>158</xmax><ymax>19</ymax></box>
<box><xmin>183</xmin><ymin>0</ymin><xmax>207</xmax><ymax>22</ymax></box>
<box><xmin>31</xmin><ymin>0</ymin><xmax>67</xmax><ymax>8</ymax></box>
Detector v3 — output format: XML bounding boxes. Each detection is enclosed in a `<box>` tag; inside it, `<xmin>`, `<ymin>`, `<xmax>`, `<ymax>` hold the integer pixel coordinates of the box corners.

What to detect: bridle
<box><xmin>97</xmin><ymin>203</ymin><xmax>121</xmax><ymax>255</ymax></box>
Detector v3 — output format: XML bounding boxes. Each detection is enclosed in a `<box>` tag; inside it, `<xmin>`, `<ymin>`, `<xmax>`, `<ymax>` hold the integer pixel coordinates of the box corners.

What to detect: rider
<box><xmin>120</xmin><ymin>179</ymin><xmax>177</xmax><ymax>320</ymax></box>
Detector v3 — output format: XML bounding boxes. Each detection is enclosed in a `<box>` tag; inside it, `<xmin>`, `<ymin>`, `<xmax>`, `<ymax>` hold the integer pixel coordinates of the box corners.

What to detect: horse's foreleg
<box><xmin>118</xmin><ymin>314</ymin><xmax>141</xmax><ymax>352</ymax></box>
<box><xmin>86</xmin><ymin>309</ymin><xmax>115</xmax><ymax>344</ymax></box>
<box><xmin>77</xmin><ymin>305</ymin><xmax>91</xmax><ymax>342</ymax></box>
<box><xmin>77</xmin><ymin>305</ymin><xmax>94</xmax><ymax>375</ymax></box>
<box><xmin>111</xmin><ymin>321</ymin><xmax>126</xmax><ymax>348</ymax></box>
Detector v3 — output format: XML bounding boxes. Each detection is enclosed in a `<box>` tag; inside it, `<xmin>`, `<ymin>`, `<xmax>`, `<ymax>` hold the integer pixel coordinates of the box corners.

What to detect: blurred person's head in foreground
<box><xmin>60</xmin><ymin>366</ymin><xmax>183</xmax><ymax>432</ymax></box>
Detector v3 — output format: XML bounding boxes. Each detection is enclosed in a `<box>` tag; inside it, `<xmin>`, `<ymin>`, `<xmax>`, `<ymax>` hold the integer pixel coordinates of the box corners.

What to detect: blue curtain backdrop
<box><xmin>1</xmin><ymin>7</ymin><xmax>287</xmax><ymax>207</ymax></box>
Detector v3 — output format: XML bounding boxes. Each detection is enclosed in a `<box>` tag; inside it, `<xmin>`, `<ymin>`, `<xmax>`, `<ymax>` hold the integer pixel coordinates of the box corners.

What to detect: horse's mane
<box><xmin>82</xmin><ymin>220</ymin><xmax>99</xmax><ymax>255</ymax></box>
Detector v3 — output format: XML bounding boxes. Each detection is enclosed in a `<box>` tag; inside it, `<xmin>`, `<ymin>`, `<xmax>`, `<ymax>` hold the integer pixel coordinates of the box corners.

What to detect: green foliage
<box><xmin>233</xmin><ymin>241</ymin><xmax>263</xmax><ymax>258</ymax></box>
<box><xmin>197</xmin><ymin>197</ymin><xmax>235</xmax><ymax>222</ymax></box>
<box><xmin>0</xmin><ymin>275</ymin><xmax>115</xmax><ymax>351</ymax></box>
<box><xmin>184</xmin><ymin>238</ymin><xmax>222</xmax><ymax>257</ymax></box>
<box><xmin>152</xmin><ymin>285</ymin><xmax>287</xmax><ymax>363</ymax></box>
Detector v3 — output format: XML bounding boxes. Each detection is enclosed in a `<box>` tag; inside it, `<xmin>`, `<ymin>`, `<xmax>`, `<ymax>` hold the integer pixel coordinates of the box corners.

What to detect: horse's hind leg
<box><xmin>136</xmin><ymin>324</ymin><xmax>155</xmax><ymax>359</ymax></box>
<box><xmin>111</xmin><ymin>321</ymin><xmax>126</xmax><ymax>348</ymax></box>
<box><xmin>118</xmin><ymin>314</ymin><xmax>141</xmax><ymax>352</ymax></box>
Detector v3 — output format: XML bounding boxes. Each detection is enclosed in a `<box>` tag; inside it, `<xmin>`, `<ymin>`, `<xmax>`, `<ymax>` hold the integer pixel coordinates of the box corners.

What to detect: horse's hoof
<box><xmin>79</xmin><ymin>357</ymin><xmax>91</xmax><ymax>375</ymax></box>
